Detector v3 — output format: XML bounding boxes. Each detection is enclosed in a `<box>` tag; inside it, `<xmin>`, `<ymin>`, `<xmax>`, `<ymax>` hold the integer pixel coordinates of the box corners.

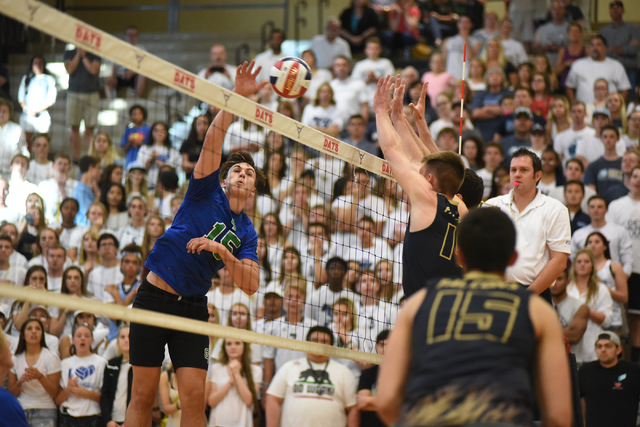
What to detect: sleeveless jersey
<box><xmin>402</xmin><ymin>194</ymin><xmax>463</xmax><ymax>298</ymax></box>
<box><xmin>400</xmin><ymin>272</ymin><xmax>536</xmax><ymax>427</ymax></box>
<box><xmin>145</xmin><ymin>169</ymin><xmax>258</xmax><ymax>297</ymax></box>
<box><xmin>597</xmin><ymin>260</ymin><xmax>623</xmax><ymax>328</ymax></box>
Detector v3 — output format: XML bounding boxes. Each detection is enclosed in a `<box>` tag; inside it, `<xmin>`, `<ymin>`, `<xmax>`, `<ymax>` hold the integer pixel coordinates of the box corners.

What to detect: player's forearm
<box><xmin>376</xmin><ymin>113</ymin><xmax>406</xmax><ymax>165</ymax></box>
<box><xmin>221</xmin><ymin>254</ymin><xmax>259</xmax><ymax>295</ymax></box>
<box><xmin>412</xmin><ymin>115</ymin><xmax>438</xmax><ymax>155</ymax></box>
<box><xmin>528</xmin><ymin>253</ymin><xmax>569</xmax><ymax>294</ymax></box>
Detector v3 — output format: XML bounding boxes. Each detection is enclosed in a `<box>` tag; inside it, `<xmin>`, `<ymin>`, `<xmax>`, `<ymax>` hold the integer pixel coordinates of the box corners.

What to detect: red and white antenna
<box><xmin>458</xmin><ymin>43</ymin><xmax>467</xmax><ymax>156</ymax></box>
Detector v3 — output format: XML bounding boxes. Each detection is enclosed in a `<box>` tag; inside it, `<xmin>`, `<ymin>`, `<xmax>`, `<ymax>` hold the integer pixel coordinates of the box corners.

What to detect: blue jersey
<box><xmin>145</xmin><ymin>169</ymin><xmax>258</xmax><ymax>297</ymax></box>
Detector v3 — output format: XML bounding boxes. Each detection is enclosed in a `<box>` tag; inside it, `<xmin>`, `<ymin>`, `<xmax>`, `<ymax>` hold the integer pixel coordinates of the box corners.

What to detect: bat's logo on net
<box><xmin>358</xmin><ymin>150</ymin><xmax>365</xmax><ymax>165</ymax></box>
<box><xmin>27</xmin><ymin>1</ymin><xmax>41</xmax><ymax>23</ymax></box>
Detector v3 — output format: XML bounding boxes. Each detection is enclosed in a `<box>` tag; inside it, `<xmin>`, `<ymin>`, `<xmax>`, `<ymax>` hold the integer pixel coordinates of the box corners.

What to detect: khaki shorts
<box><xmin>66</xmin><ymin>91</ymin><xmax>100</xmax><ymax>127</ymax></box>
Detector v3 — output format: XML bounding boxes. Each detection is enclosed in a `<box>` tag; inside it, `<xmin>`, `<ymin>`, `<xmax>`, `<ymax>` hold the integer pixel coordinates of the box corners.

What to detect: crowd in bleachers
<box><xmin>0</xmin><ymin>0</ymin><xmax>639</xmax><ymax>425</ymax></box>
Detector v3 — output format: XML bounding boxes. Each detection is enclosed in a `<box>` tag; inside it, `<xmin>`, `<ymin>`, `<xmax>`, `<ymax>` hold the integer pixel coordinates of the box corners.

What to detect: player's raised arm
<box><xmin>388</xmin><ymin>76</ymin><xmax>427</xmax><ymax>172</ymax></box>
<box><xmin>408</xmin><ymin>81</ymin><xmax>439</xmax><ymax>155</ymax></box>
<box><xmin>193</xmin><ymin>61</ymin><xmax>268</xmax><ymax>179</ymax></box>
<box><xmin>373</xmin><ymin>76</ymin><xmax>434</xmax><ymax>201</ymax></box>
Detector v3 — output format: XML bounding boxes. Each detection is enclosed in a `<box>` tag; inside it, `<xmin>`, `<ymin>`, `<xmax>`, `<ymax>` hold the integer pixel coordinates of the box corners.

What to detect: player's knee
<box><xmin>178</xmin><ymin>384</ymin><xmax>205</xmax><ymax>411</ymax></box>
<box><xmin>129</xmin><ymin>386</ymin><xmax>157</xmax><ymax>408</ymax></box>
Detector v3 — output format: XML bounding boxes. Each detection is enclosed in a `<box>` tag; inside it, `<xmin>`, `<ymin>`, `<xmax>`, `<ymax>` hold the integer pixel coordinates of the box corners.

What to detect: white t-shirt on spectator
<box><xmin>565</xmin><ymin>57</ymin><xmax>631</xmax><ymax>104</ymax></box>
<box><xmin>305</xmin><ymin>285</ymin><xmax>360</xmax><ymax>327</ymax></box>
<box><xmin>206</xmin><ymin>287</ymin><xmax>253</xmax><ymax>327</ymax></box>
<box><xmin>300</xmin><ymin>104</ymin><xmax>345</xmax><ymax>132</ymax></box>
<box><xmin>0</xmin><ymin>121</ymin><xmax>28</xmax><ymax>176</ymax></box>
<box><xmin>351</xmin><ymin>57</ymin><xmax>396</xmax><ymax>110</ymax></box>
<box><xmin>304</xmin><ymin>68</ymin><xmax>333</xmax><ymax>104</ymax></box>
<box><xmin>221</xmin><ymin>120</ymin><xmax>266</xmax><ymax>157</ymax></box>
<box><xmin>263</xmin><ymin>317</ymin><xmax>318</xmax><ymax>372</ymax></box>
<box><xmin>570</xmin><ymin>222</ymin><xmax>633</xmax><ymax>276</ymax></box>
<box><xmin>117</xmin><ymin>224</ymin><xmax>145</xmax><ymax>250</ymax></box>
<box><xmin>310</xmin><ymin>36</ymin><xmax>352</xmax><ymax>69</ymax></box>
<box><xmin>87</xmin><ymin>265</ymin><xmax>123</xmax><ymax>303</ymax></box>
<box><xmin>59</xmin><ymin>353</ymin><xmax>107</xmax><ymax>417</ymax></box>
<box><xmin>567</xmin><ymin>282</ymin><xmax>613</xmax><ymax>363</ymax></box>
<box><xmin>266</xmin><ymin>358</ymin><xmax>356</xmax><ymax>427</ymax></box>
<box><xmin>0</xmin><ymin>206</ymin><xmax>22</xmax><ymax>225</ymax></box>
<box><xmin>575</xmin><ymin>134</ymin><xmax>626</xmax><ymax>165</ymax></box>
<box><xmin>553</xmin><ymin>126</ymin><xmax>595</xmax><ymax>165</ymax></box>
<box><xmin>11</xmin><ymin>347</ymin><xmax>61</xmax><ymax>409</ymax></box>
<box><xmin>330</xmin><ymin>77</ymin><xmax>368</xmax><ymax>122</ymax></box>
<box><xmin>208</xmin><ymin>362</ymin><xmax>262</xmax><ymax>427</ymax></box>
<box><xmin>607</xmin><ymin>196</ymin><xmax>640</xmax><ymax>275</ymax></box>
<box><xmin>25</xmin><ymin>160</ymin><xmax>54</xmax><ymax>186</ymax></box>
<box><xmin>38</xmin><ymin>178</ymin><xmax>79</xmax><ymax>225</ymax></box>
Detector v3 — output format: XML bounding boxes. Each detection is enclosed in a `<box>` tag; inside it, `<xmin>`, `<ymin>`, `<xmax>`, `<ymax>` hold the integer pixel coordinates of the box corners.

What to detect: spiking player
<box><xmin>125</xmin><ymin>61</ymin><xmax>267</xmax><ymax>427</ymax></box>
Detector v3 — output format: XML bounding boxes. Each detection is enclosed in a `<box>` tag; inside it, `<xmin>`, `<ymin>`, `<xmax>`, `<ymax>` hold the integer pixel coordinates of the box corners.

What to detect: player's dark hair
<box><xmin>220</xmin><ymin>151</ymin><xmax>266</xmax><ymax>187</ymax></box>
<box><xmin>79</xmin><ymin>156</ymin><xmax>99</xmax><ymax>173</ymax></box>
<box><xmin>0</xmin><ymin>234</ymin><xmax>12</xmax><ymax>246</ymax></box>
<box><xmin>457</xmin><ymin>168</ymin><xmax>484</xmax><ymax>209</ymax></box>
<box><xmin>306</xmin><ymin>325</ymin><xmax>334</xmax><ymax>346</ymax></box>
<box><xmin>458</xmin><ymin>208</ymin><xmax>516</xmax><ymax>273</ymax></box>
<box><xmin>97</xmin><ymin>233</ymin><xmax>119</xmax><ymax>250</ymax></box>
<box><xmin>129</xmin><ymin>104</ymin><xmax>147</xmax><ymax>121</ymax></box>
<box><xmin>511</xmin><ymin>148</ymin><xmax>542</xmax><ymax>176</ymax></box>
<box><xmin>422</xmin><ymin>151</ymin><xmax>466</xmax><ymax>197</ymax></box>
<box><xmin>159</xmin><ymin>170</ymin><xmax>179</xmax><ymax>192</ymax></box>
<box><xmin>564</xmin><ymin>180</ymin><xmax>584</xmax><ymax>195</ymax></box>
<box><xmin>376</xmin><ymin>329</ymin><xmax>390</xmax><ymax>344</ymax></box>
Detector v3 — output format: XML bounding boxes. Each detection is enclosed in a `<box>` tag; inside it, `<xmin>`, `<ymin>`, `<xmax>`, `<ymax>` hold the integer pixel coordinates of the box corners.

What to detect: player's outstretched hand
<box><xmin>186</xmin><ymin>237</ymin><xmax>226</xmax><ymax>256</ymax></box>
<box><xmin>234</xmin><ymin>60</ymin><xmax>268</xmax><ymax>98</ymax></box>
<box><xmin>373</xmin><ymin>75</ymin><xmax>395</xmax><ymax>116</ymax></box>
<box><xmin>390</xmin><ymin>75</ymin><xmax>405</xmax><ymax>119</ymax></box>
<box><xmin>408</xmin><ymin>81</ymin><xmax>429</xmax><ymax>123</ymax></box>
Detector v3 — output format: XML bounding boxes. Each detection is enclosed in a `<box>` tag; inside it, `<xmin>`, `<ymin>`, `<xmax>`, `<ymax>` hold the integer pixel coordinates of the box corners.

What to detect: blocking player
<box><xmin>124</xmin><ymin>61</ymin><xmax>267</xmax><ymax>427</ymax></box>
<box><xmin>373</xmin><ymin>75</ymin><xmax>467</xmax><ymax>297</ymax></box>
<box><xmin>376</xmin><ymin>208</ymin><xmax>572</xmax><ymax>427</ymax></box>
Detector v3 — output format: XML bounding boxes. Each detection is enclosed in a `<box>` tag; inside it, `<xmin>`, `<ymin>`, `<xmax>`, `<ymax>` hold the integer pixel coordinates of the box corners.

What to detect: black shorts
<box><xmin>129</xmin><ymin>279</ymin><xmax>209</xmax><ymax>370</ymax></box>
<box><xmin>628</xmin><ymin>273</ymin><xmax>640</xmax><ymax>315</ymax></box>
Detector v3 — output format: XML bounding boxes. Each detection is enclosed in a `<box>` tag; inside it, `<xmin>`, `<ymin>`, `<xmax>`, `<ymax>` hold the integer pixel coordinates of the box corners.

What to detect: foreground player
<box><xmin>124</xmin><ymin>61</ymin><xmax>267</xmax><ymax>427</ymax></box>
<box><xmin>373</xmin><ymin>75</ymin><xmax>467</xmax><ymax>297</ymax></box>
<box><xmin>376</xmin><ymin>208</ymin><xmax>572</xmax><ymax>427</ymax></box>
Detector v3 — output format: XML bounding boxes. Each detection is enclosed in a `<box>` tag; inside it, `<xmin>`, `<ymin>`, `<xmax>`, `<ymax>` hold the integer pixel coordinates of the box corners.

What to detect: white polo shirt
<box><xmin>485</xmin><ymin>189</ymin><xmax>571</xmax><ymax>286</ymax></box>
<box><xmin>607</xmin><ymin>195</ymin><xmax>640</xmax><ymax>275</ymax></box>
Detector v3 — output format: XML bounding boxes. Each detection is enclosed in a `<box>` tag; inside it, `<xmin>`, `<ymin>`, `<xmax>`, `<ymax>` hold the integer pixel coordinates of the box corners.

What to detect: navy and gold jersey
<box><xmin>145</xmin><ymin>169</ymin><xmax>258</xmax><ymax>297</ymax></box>
<box><xmin>402</xmin><ymin>194</ymin><xmax>463</xmax><ymax>298</ymax></box>
<box><xmin>400</xmin><ymin>272</ymin><xmax>536</xmax><ymax>427</ymax></box>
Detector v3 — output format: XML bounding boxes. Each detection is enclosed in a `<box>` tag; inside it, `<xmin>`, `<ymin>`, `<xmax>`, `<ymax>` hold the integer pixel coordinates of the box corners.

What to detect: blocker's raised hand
<box><xmin>373</xmin><ymin>75</ymin><xmax>395</xmax><ymax>116</ymax></box>
<box><xmin>233</xmin><ymin>60</ymin><xmax>268</xmax><ymax>97</ymax></box>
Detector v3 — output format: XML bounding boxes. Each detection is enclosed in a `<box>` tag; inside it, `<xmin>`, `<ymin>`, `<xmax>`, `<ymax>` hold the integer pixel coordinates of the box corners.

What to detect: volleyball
<box><xmin>269</xmin><ymin>56</ymin><xmax>312</xmax><ymax>99</ymax></box>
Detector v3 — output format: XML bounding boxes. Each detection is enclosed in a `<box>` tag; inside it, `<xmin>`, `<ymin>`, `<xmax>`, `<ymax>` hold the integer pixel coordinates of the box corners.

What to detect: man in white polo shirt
<box><xmin>485</xmin><ymin>148</ymin><xmax>571</xmax><ymax>301</ymax></box>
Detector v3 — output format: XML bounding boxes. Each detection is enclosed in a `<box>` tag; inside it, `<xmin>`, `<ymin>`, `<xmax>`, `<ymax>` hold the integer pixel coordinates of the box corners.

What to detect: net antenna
<box><xmin>458</xmin><ymin>43</ymin><xmax>467</xmax><ymax>156</ymax></box>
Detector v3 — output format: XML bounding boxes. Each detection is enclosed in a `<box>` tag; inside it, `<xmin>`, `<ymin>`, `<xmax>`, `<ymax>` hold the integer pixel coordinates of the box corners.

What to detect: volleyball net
<box><xmin>0</xmin><ymin>0</ymin><xmax>410</xmax><ymax>365</ymax></box>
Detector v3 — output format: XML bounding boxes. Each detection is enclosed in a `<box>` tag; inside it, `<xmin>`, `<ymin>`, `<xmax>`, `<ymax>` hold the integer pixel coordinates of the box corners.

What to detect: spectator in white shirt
<box><xmin>24</xmin><ymin>134</ymin><xmax>54</xmax><ymax>186</ymax></box>
<box><xmin>0</xmin><ymin>177</ymin><xmax>21</xmax><ymax>225</ymax></box>
<box><xmin>0</xmin><ymin>98</ymin><xmax>28</xmax><ymax>180</ymax></box>
<box><xmin>197</xmin><ymin>44</ymin><xmax>236</xmax><ymax>89</ymax></box>
<box><xmin>565</xmin><ymin>35</ymin><xmax>631</xmax><ymax>104</ymax></box>
<box><xmin>117</xmin><ymin>196</ymin><xmax>147</xmax><ymax>249</ymax></box>
<box><xmin>38</xmin><ymin>154</ymin><xmax>78</xmax><ymax>225</ymax></box>
<box><xmin>87</xmin><ymin>233</ymin><xmax>123</xmax><ymax>303</ymax></box>
<box><xmin>330</xmin><ymin>56</ymin><xmax>369</xmax><ymax>123</ymax></box>
<box><xmin>311</xmin><ymin>18</ymin><xmax>353</xmax><ymax>69</ymax></box>
<box><xmin>351</xmin><ymin>38</ymin><xmax>396</xmax><ymax>113</ymax></box>
<box><xmin>485</xmin><ymin>148</ymin><xmax>571</xmax><ymax>300</ymax></box>
<box><xmin>255</xmin><ymin>29</ymin><xmax>286</xmax><ymax>83</ymax></box>
<box><xmin>5</xmin><ymin>154</ymin><xmax>37</xmax><ymax>216</ymax></box>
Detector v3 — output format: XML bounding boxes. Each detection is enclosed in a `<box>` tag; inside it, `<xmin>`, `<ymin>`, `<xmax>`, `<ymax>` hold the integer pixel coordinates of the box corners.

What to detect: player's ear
<box><xmin>221</xmin><ymin>179</ymin><xmax>227</xmax><ymax>189</ymax></box>
<box><xmin>507</xmin><ymin>250</ymin><xmax>518</xmax><ymax>267</ymax></box>
<box><xmin>455</xmin><ymin>246</ymin><xmax>466</xmax><ymax>269</ymax></box>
